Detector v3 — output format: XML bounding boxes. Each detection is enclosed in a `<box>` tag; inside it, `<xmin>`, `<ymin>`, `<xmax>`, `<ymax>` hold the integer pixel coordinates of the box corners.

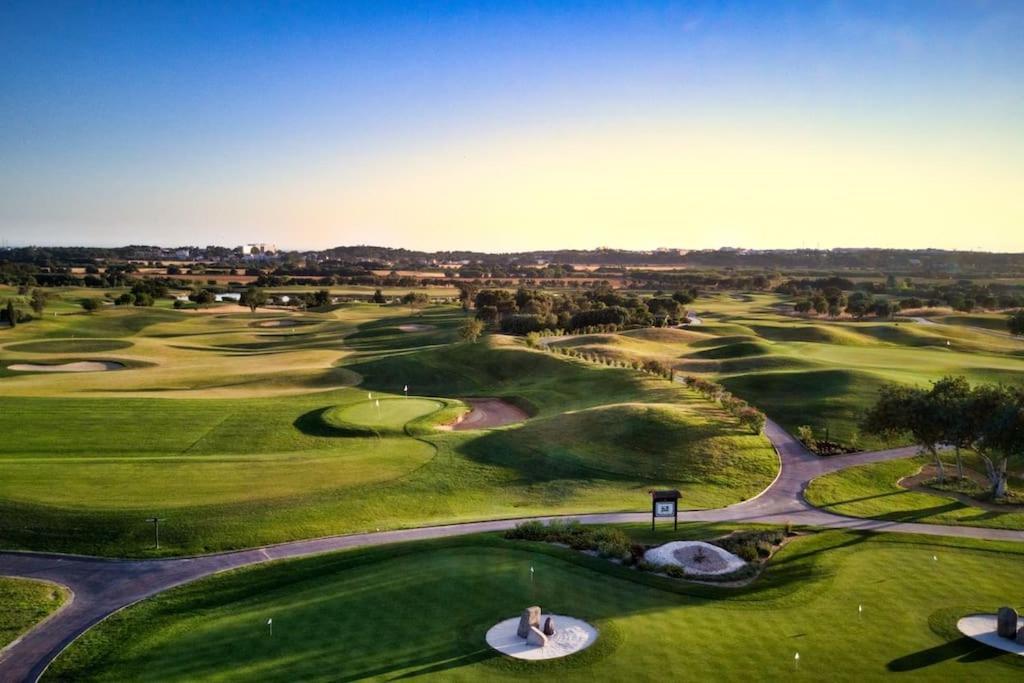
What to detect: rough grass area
<box><xmin>806</xmin><ymin>456</ymin><xmax>1024</xmax><ymax>530</ymax></box>
<box><xmin>45</xmin><ymin>530</ymin><xmax>1024</xmax><ymax>681</ymax></box>
<box><xmin>0</xmin><ymin>577</ymin><xmax>68</xmax><ymax>651</ymax></box>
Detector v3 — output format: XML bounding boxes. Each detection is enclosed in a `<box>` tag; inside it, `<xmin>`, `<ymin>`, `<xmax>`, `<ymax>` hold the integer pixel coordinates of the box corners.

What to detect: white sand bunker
<box><xmin>486</xmin><ymin>615</ymin><xmax>597</xmax><ymax>660</ymax></box>
<box><xmin>644</xmin><ymin>541</ymin><xmax>746</xmax><ymax>576</ymax></box>
<box><xmin>257</xmin><ymin>319</ymin><xmax>302</xmax><ymax>327</ymax></box>
<box><xmin>398</xmin><ymin>323</ymin><xmax>435</xmax><ymax>332</ymax></box>
<box><xmin>8</xmin><ymin>361</ymin><xmax>125</xmax><ymax>373</ymax></box>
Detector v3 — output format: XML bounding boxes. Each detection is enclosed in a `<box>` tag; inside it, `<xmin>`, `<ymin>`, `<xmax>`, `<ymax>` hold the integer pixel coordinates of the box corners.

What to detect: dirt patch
<box><xmin>8</xmin><ymin>361</ymin><xmax>125</xmax><ymax>373</ymax></box>
<box><xmin>898</xmin><ymin>464</ymin><xmax>1023</xmax><ymax>511</ymax></box>
<box><xmin>398</xmin><ymin>323</ymin><xmax>436</xmax><ymax>333</ymax></box>
<box><xmin>451</xmin><ymin>398</ymin><xmax>529</xmax><ymax>430</ymax></box>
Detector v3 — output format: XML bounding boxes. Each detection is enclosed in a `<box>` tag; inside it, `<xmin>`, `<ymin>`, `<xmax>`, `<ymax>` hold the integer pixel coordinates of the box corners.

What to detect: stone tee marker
<box><xmin>543</xmin><ymin>616</ymin><xmax>556</xmax><ymax>636</ymax></box>
<box><xmin>517</xmin><ymin>606</ymin><xmax>541</xmax><ymax>638</ymax></box>
<box><xmin>527</xmin><ymin>626</ymin><xmax>548</xmax><ymax>647</ymax></box>
<box><xmin>997</xmin><ymin>606</ymin><xmax>1019</xmax><ymax>639</ymax></box>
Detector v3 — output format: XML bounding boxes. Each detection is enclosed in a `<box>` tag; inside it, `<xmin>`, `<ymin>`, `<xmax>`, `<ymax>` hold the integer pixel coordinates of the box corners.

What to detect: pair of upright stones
<box><xmin>517</xmin><ymin>606</ymin><xmax>556</xmax><ymax>647</ymax></box>
<box><xmin>996</xmin><ymin>606</ymin><xmax>1024</xmax><ymax>644</ymax></box>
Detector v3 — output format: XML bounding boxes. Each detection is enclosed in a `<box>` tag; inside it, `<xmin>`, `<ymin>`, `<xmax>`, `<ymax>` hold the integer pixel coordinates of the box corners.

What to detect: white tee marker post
<box><xmin>404</xmin><ymin>384</ymin><xmax>408</xmax><ymax>398</ymax></box>
<box><xmin>267</xmin><ymin>618</ymin><xmax>273</xmax><ymax>637</ymax></box>
<box><xmin>794</xmin><ymin>652</ymin><xmax>800</xmax><ymax>670</ymax></box>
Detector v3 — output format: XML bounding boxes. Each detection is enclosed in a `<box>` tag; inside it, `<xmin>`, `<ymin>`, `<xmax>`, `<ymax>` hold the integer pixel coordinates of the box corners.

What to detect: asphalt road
<box><xmin>1</xmin><ymin>420</ymin><xmax>1021</xmax><ymax>681</ymax></box>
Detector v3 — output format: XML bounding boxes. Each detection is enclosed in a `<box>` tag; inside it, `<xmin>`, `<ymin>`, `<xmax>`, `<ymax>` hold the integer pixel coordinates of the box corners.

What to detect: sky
<box><xmin>1</xmin><ymin>0</ymin><xmax>1022</xmax><ymax>252</ymax></box>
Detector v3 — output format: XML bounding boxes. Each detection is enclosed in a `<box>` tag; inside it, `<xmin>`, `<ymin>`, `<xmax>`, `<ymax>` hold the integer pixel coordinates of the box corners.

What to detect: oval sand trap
<box><xmin>257</xmin><ymin>319</ymin><xmax>306</xmax><ymax>328</ymax></box>
<box><xmin>452</xmin><ymin>398</ymin><xmax>529</xmax><ymax>430</ymax></box>
<box><xmin>8</xmin><ymin>361</ymin><xmax>125</xmax><ymax>373</ymax></box>
<box><xmin>644</xmin><ymin>541</ymin><xmax>746</xmax><ymax>576</ymax></box>
<box><xmin>398</xmin><ymin>323</ymin><xmax>435</xmax><ymax>332</ymax></box>
<box><xmin>486</xmin><ymin>614</ymin><xmax>597</xmax><ymax>660</ymax></box>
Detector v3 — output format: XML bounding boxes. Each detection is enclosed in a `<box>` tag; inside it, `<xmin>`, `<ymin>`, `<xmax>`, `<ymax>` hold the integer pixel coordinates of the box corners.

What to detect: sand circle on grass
<box><xmin>485</xmin><ymin>614</ymin><xmax>597</xmax><ymax>660</ymax></box>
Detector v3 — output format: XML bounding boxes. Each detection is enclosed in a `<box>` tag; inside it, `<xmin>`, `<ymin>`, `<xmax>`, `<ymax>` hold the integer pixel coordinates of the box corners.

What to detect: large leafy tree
<box><xmin>1008</xmin><ymin>309</ymin><xmax>1024</xmax><ymax>337</ymax></box>
<box><xmin>239</xmin><ymin>287</ymin><xmax>267</xmax><ymax>313</ymax></box>
<box><xmin>862</xmin><ymin>384</ymin><xmax>947</xmax><ymax>481</ymax></box>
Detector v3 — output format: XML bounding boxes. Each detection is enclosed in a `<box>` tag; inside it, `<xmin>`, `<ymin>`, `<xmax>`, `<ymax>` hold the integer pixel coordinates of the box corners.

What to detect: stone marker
<box><xmin>517</xmin><ymin>606</ymin><xmax>541</xmax><ymax>638</ymax></box>
<box><xmin>543</xmin><ymin>616</ymin><xmax>556</xmax><ymax>636</ymax></box>
<box><xmin>1016</xmin><ymin>627</ymin><xmax>1024</xmax><ymax>645</ymax></box>
<box><xmin>996</xmin><ymin>607</ymin><xmax>1018</xmax><ymax>639</ymax></box>
<box><xmin>527</xmin><ymin>625</ymin><xmax>548</xmax><ymax>647</ymax></box>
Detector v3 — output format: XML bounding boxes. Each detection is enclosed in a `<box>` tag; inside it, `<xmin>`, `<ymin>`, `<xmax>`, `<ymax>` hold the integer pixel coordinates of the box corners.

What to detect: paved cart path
<box><xmin>2</xmin><ymin>420</ymin><xmax>1022</xmax><ymax>681</ymax></box>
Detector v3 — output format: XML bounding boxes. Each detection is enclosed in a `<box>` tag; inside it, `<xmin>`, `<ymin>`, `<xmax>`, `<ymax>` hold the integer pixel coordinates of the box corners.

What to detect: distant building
<box><xmin>239</xmin><ymin>243</ymin><xmax>278</xmax><ymax>260</ymax></box>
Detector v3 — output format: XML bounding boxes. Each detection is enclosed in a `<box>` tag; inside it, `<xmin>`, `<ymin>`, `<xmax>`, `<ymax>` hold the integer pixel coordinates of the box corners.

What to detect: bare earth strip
<box><xmin>7</xmin><ymin>362</ymin><xmax>125</xmax><ymax>373</ymax></box>
<box><xmin>1</xmin><ymin>419</ymin><xmax>1023</xmax><ymax>681</ymax></box>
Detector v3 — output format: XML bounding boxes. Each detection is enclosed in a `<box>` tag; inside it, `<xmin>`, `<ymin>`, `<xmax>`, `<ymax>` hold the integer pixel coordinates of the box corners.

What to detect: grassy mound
<box><xmin>0</xmin><ymin>577</ymin><xmax>68</xmax><ymax>651</ymax></box>
<box><xmin>720</xmin><ymin>368</ymin><xmax>898</xmax><ymax>448</ymax></box>
<box><xmin>686</xmin><ymin>340</ymin><xmax>772</xmax><ymax>359</ymax></box>
<box><xmin>46</xmin><ymin>530</ymin><xmax>1024</xmax><ymax>681</ymax></box>
<box><xmin>4</xmin><ymin>338</ymin><xmax>133</xmax><ymax>353</ymax></box>
<box><xmin>460</xmin><ymin>402</ymin><xmax>776</xmax><ymax>507</ymax></box>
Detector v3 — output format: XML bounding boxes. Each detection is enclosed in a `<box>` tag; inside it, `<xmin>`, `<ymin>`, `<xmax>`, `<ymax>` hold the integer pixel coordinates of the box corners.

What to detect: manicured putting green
<box><xmin>4</xmin><ymin>338</ymin><xmax>133</xmax><ymax>353</ymax></box>
<box><xmin>325</xmin><ymin>397</ymin><xmax>444</xmax><ymax>430</ymax></box>
<box><xmin>46</xmin><ymin>530</ymin><xmax>1024</xmax><ymax>681</ymax></box>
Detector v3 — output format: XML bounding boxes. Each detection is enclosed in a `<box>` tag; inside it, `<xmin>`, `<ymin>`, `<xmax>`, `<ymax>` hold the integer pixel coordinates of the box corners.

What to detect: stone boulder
<box><xmin>517</xmin><ymin>606</ymin><xmax>541</xmax><ymax>638</ymax></box>
<box><xmin>543</xmin><ymin>616</ymin><xmax>556</xmax><ymax>636</ymax></box>
<box><xmin>997</xmin><ymin>607</ymin><xmax>1019</xmax><ymax>639</ymax></box>
<box><xmin>526</xmin><ymin>625</ymin><xmax>548</xmax><ymax>647</ymax></box>
<box><xmin>1017</xmin><ymin>627</ymin><xmax>1024</xmax><ymax>646</ymax></box>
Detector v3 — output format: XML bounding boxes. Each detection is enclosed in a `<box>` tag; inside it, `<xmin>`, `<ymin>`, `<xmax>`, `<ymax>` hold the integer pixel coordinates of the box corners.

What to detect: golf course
<box><xmin>1</xmin><ymin>286</ymin><xmax>1023</xmax><ymax>681</ymax></box>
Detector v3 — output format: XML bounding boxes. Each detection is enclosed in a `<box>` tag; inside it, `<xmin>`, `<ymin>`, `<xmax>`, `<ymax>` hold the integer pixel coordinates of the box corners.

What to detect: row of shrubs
<box><xmin>541</xmin><ymin>344</ymin><xmax>677</xmax><ymax>380</ymax></box>
<box><xmin>505</xmin><ymin>521</ymin><xmax>790</xmax><ymax>583</ymax></box>
<box><xmin>677</xmin><ymin>375</ymin><xmax>767</xmax><ymax>435</ymax></box>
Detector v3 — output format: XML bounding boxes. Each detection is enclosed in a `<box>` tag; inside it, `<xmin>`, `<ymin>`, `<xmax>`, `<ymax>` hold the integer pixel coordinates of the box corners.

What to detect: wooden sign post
<box><xmin>650</xmin><ymin>490</ymin><xmax>681</xmax><ymax>531</ymax></box>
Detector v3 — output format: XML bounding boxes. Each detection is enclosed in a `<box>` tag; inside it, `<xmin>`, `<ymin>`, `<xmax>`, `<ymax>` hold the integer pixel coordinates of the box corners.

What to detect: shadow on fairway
<box><xmin>887</xmin><ymin>638</ymin><xmax>995</xmax><ymax>672</ymax></box>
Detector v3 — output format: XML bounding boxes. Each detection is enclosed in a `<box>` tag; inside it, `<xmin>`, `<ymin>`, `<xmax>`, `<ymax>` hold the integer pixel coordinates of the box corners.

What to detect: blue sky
<box><xmin>2</xmin><ymin>1</ymin><xmax>1022</xmax><ymax>250</ymax></box>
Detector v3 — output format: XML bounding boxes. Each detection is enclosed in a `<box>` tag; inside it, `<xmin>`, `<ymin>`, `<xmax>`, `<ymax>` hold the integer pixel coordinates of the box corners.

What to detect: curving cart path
<box><xmin>2</xmin><ymin>420</ymin><xmax>1023</xmax><ymax>681</ymax></box>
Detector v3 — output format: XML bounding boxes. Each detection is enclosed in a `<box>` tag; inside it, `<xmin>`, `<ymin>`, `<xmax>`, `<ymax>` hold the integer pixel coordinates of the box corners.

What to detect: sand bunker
<box><xmin>451</xmin><ymin>398</ymin><xmax>529</xmax><ymax>430</ymax></box>
<box><xmin>8</xmin><ymin>361</ymin><xmax>125</xmax><ymax>373</ymax></box>
<box><xmin>486</xmin><ymin>615</ymin><xmax>597</xmax><ymax>660</ymax></box>
<box><xmin>398</xmin><ymin>323</ymin><xmax>435</xmax><ymax>332</ymax></box>
<box><xmin>644</xmin><ymin>541</ymin><xmax>746</xmax><ymax>576</ymax></box>
<box><xmin>257</xmin><ymin>319</ymin><xmax>302</xmax><ymax>328</ymax></box>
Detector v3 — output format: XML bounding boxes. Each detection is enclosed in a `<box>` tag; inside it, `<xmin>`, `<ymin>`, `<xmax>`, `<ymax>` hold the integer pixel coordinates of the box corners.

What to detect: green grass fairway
<box><xmin>46</xmin><ymin>529</ymin><xmax>1024</xmax><ymax>681</ymax></box>
<box><xmin>0</xmin><ymin>301</ymin><xmax>776</xmax><ymax>556</ymax></box>
<box><xmin>806</xmin><ymin>457</ymin><xmax>1024</xmax><ymax>530</ymax></box>
<box><xmin>0</xmin><ymin>577</ymin><xmax>68</xmax><ymax>651</ymax></box>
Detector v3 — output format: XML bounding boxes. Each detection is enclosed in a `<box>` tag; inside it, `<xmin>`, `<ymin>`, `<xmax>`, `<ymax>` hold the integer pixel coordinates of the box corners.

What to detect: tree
<box><xmin>311</xmin><ymin>289</ymin><xmax>331</xmax><ymax>308</ymax></box>
<box><xmin>457</xmin><ymin>284</ymin><xmax>478</xmax><ymax>311</ymax></box>
<box><xmin>793</xmin><ymin>300</ymin><xmax>813</xmax><ymax>314</ymax></box>
<box><xmin>371</xmin><ymin>288</ymin><xmax>386</xmax><ymax>304</ymax></box>
<box><xmin>401</xmin><ymin>291</ymin><xmax>429</xmax><ymax>315</ymax></box>
<box><xmin>240</xmin><ymin>287</ymin><xmax>267</xmax><ymax>313</ymax></box>
<box><xmin>1008</xmin><ymin>309</ymin><xmax>1024</xmax><ymax>337</ymax></box>
<box><xmin>5</xmin><ymin>300</ymin><xmax>16</xmax><ymax>328</ymax></box>
<box><xmin>862</xmin><ymin>383</ymin><xmax>947</xmax><ymax>482</ymax></box>
<box><xmin>458</xmin><ymin>317</ymin><xmax>485</xmax><ymax>343</ymax></box>
<box><xmin>929</xmin><ymin>376</ymin><xmax>973</xmax><ymax>479</ymax></box>
<box><xmin>738</xmin><ymin>406</ymin><xmax>767</xmax><ymax>435</ymax></box>
<box><xmin>189</xmin><ymin>289</ymin><xmax>216</xmax><ymax>306</ymax></box>
<box><xmin>812</xmin><ymin>295</ymin><xmax>828</xmax><ymax>315</ymax></box>
<box><xmin>29</xmin><ymin>289</ymin><xmax>48</xmax><ymax>315</ymax></box>
<box><xmin>115</xmin><ymin>292</ymin><xmax>136</xmax><ymax>306</ymax></box>
<box><xmin>80</xmin><ymin>298</ymin><xmax>101</xmax><ymax>313</ymax></box>
<box><xmin>969</xmin><ymin>384</ymin><xmax>1022</xmax><ymax>498</ymax></box>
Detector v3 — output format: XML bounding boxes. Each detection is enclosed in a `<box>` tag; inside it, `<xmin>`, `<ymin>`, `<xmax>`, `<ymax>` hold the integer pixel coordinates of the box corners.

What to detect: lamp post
<box><xmin>145</xmin><ymin>517</ymin><xmax>166</xmax><ymax>550</ymax></box>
